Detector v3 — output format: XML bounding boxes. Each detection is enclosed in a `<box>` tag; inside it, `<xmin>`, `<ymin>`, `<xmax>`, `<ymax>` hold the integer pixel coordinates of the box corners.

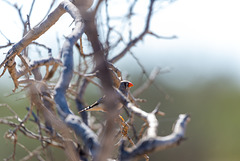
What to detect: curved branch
<box><xmin>110</xmin><ymin>0</ymin><xmax>156</xmax><ymax>63</ymax></box>
<box><xmin>54</xmin><ymin>0</ymin><xmax>85</xmax><ymax>117</ymax></box>
<box><xmin>120</xmin><ymin>114</ymin><xmax>190</xmax><ymax>160</ymax></box>
<box><xmin>0</xmin><ymin>2</ymin><xmax>66</xmax><ymax>68</ymax></box>
<box><xmin>53</xmin><ymin>0</ymin><xmax>100</xmax><ymax>158</ymax></box>
<box><xmin>0</xmin><ymin>1</ymin><xmax>67</xmax><ymax>92</ymax></box>
<box><xmin>114</xmin><ymin>88</ymin><xmax>190</xmax><ymax>160</ymax></box>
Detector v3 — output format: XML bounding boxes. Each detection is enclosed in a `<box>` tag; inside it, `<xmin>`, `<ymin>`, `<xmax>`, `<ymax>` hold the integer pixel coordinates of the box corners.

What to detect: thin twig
<box><xmin>110</xmin><ymin>0</ymin><xmax>156</xmax><ymax>63</ymax></box>
<box><xmin>28</xmin><ymin>0</ymin><xmax>36</xmax><ymax>17</ymax></box>
<box><xmin>19</xmin><ymin>146</ymin><xmax>44</xmax><ymax>161</ymax></box>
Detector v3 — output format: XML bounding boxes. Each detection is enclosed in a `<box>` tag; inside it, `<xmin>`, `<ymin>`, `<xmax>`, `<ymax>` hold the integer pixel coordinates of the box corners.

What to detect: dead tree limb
<box><xmin>0</xmin><ymin>0</ymin><xmax>191</xmax><ymax>160</ymax></box>
<box><xmin>53</xmin><ymin>0</ymin><xmax>100</xmax><ymax>158</ymax></box>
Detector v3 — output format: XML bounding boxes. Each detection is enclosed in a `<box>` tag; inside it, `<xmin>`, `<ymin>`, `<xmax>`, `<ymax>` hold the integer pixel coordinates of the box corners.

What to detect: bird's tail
<box><xmin>78</xmin><ymin>106</ymin><xmax>93</xmax><ymax>113</ymax></box>
<box><xmin>78</xmin><ymin>105</ymin><xmax>105</xmax><ymax>113</ymax></box>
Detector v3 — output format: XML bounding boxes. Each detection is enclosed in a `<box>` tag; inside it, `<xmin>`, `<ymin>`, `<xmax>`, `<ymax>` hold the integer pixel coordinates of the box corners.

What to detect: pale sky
<box><xmin>0</xmin><ymin>0</ymin><xmax>240</xmax><ymax>87</ymax></box>
<box><xmin>132</xmin><ymin>0</ymin><xmax>240</xmax><ymax>86</ymax></box>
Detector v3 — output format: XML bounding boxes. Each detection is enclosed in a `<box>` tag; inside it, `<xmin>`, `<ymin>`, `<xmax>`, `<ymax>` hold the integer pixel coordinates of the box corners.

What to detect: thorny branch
<box><xmin>0</xmin><ymin>0</ymin><xmax>190</xmax><ymax>161</ymax></box>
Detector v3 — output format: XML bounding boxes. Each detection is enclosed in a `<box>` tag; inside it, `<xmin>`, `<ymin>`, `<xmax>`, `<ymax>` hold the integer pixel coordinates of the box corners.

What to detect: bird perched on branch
<box><xmin>78</xmin><ymin>80</ymin><xmax>133</xmax><ymax>113</ymax></box>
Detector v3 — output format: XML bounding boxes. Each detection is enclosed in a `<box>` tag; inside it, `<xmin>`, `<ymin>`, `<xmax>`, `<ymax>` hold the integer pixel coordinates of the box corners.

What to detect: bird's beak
<box><xmin>128</xmin><ymin>82</ymin><xmax>134</xmax><ymax>87</ymax></box>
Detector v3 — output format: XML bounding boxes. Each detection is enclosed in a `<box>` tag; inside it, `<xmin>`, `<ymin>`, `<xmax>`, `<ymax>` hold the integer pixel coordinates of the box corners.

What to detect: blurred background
<box><xmin>1</xmin><ymin>0</ymin><xmax>240</xmax><ymax>160</ymax></box>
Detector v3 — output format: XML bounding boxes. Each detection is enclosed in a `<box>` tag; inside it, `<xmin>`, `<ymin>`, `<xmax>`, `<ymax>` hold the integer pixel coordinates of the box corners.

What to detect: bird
<box><xmin>78</xmin><ymin>80</ymin><xmax>133</xmax><ymax>113</ymax></box>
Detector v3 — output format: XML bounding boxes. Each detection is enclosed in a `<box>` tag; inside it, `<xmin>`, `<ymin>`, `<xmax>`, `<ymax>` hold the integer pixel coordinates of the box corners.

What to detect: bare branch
<box><xmin>19</xmin><ymin>146</ymin><xmax>43</xmax><ymax>161</ymax></box>
<box><xmin>17</xmin><ymin>56</ymin><xmax>62</xmax><ymax>79</ymax></box>
<box><xmin>0</xmin><ymin>1</ymin><xmax>66</xmax><ymax>69</ymax></box>
<box><xmin>53</xmin><ymin>1</ymin><xmax>100</xmax><ymax>158</ymax></box>
<box><xmin>0</xmin><ymin>43</ymin><xmax>14</xmax><ymax>49</ymax></box>
<box><xmin>36</xmin><ymin>0</ymin><xmax>57</xmax><ymax>26</ymax></box>
<box><xmin>31</xmin><ymin>41</ymin><xmax>52</xmax><ymax>55</ymax></box>
<box><xmin>120</xmin><ymin>114</ymin><xmax>190</xmax><ymax>160</ymax></box>
<box><xmin>75</xmin><ymin>79</ymin><xmax>90</xmax><ymax>125</ymax></box>
<box><xmin>148</xmin><ymin>31</ymin><xmax>177</xmax><ymax>39</ymax></box>
<box><xmin>0</xmin><ymin>0</ymin><xmax>190</xmax><ymax>160</ymax></box>
<box><xmin>0</xmin><ymin>30</ymin><xmax>14</xmax><ymax>48</ymax></box>
<box><xmin>133</xmin><ymin>67</ymin><xmax>161</xmax><ymax>97</ymax></box>
<box><xmin>110</xmin><ymin>0</ymin><xmax>156</xmax><ymax>63</ymax></box>
<box><xmin>28</xmin><ymin>0</ymin><xmax>36</xmax><ymax>18</ymax></box>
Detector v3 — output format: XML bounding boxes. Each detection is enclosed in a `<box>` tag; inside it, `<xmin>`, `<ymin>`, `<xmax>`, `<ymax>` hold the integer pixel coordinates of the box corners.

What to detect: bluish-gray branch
<box><xmin>53</xmin><ymin>0</ymin><xmax>100</xmax><ymax>158</ymax></box>
<box><xmin>120</xmin><ymin>114</ymin><xmax>190</xmax><ymax>160</ymax></box>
